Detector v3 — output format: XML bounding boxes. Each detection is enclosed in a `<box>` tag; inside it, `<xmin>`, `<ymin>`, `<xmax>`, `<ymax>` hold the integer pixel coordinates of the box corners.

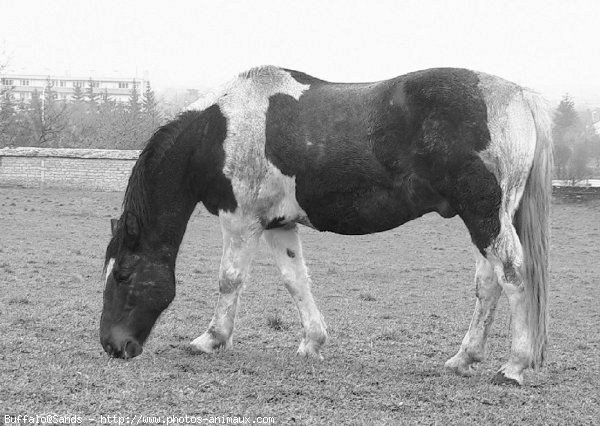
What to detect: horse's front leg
<box><xmin>191</xmin><ymin>214</ymin><xmax>261</xmax><ymax>353</ymax></box>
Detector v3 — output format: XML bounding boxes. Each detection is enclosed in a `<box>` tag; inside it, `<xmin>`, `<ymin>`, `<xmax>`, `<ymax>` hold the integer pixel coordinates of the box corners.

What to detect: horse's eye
<box><xmin>113</xmin><ymin>268</ymin><xmax>130</xmax><ymax>283</ymax></box>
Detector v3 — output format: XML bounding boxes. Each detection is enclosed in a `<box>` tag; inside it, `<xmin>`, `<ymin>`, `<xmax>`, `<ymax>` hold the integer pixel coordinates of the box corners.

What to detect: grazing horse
<box><xmin>100</xmin><ymin>66</ymin><xmax>552</xmax><ymax>386</ymax></box>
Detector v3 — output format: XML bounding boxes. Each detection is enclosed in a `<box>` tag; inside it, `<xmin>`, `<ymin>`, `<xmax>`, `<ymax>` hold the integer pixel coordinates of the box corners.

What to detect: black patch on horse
<box><xmin>265</xmin><ymin>68</ymin><xmax>501</xmax><ymax>252</ymax></box>
<box><xmin>105</xmin><ymin>105</ymin><xmax>237</xmax><ymax>266</ymax></box>
<box><xmin>284</xmin><ymin>69</ymin><xmax>325</xmax><ymax>86</ymax></box>
<box><xmin>189</xmin><ymin>105</ymin><xmax>237</xmax><ymax>215</ymax></box>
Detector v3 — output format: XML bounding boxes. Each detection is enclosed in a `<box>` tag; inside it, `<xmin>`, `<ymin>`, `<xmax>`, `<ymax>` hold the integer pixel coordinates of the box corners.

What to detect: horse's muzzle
<box><xmin>101</xmin><ymin>334</ymin><xmax>143</xmax><ymax>359</ymax></box>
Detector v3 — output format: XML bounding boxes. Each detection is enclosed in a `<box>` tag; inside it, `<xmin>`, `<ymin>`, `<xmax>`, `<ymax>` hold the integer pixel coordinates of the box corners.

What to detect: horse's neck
<box><xmin>145</xmin><ymin>147</ymin><xmax>199</xmax><ymax>259</ymax></box>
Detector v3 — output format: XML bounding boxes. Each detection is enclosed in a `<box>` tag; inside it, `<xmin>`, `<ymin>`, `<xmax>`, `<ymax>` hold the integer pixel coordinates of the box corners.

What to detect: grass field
<box><xmin>1</xmin><ymin>187</ymin><xmax>599</xmax><ymax>425</ymax></box>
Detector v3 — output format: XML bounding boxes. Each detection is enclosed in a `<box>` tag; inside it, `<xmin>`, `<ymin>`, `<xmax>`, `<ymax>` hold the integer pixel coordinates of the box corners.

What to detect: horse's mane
<box><xmin>237</xmin><ymin>65</ymin><xmax>283</xmax><ymax>79</ymax></box>
<box><xmin>104</xmin><ymin>110</ymin><xmax>202</xmax><ymax>266</ymax></box>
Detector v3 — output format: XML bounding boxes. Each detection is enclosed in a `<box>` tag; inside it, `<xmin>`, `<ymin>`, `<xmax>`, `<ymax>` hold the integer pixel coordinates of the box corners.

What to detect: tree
<box><xmin>552</xmin><ymin>94</ymin><xmax>586</xmax><ymax>180</ymax></box>
<box><xmin>553</xmin><ymin>144</ymin><xmax>571</xmax><ymax>180</ymax></box>
<box><xmin>0</xmin><ymin>56</ymin><xmax>16</xmax><ymax>146</ymax></box>
<box><xmin>0</xmin><ymin>90</ymin><xmax>15</xmax><ymax>116</ymax></box>
<box><xmin>86</xmin><ymin>78</ymin><xmax>99</xmax><ymax>109</ymax></box>
<box><xmin>0</xmin><ymin>89</ymin><xmax>17</xmax><ymax>147</ymax></box>
<box><xmin>566</xmin><ymin>143</ymin><xmax>590</xmax><ymax>185</ymax></box>
<box><xmin>64</xmin><ymin>100</ymin><xmax>95</xmax><ymax>147</ymax></box>
<box><xmin>26</xmin><ymin>88</ymin><xmax>67</xmax><ymax>146</ymax></box>
<box><xmin>0</xmin><ymin>54</ymin><xmax>9</xmax><ymax>99</ymax></box>
<box><xmin>44</xmin><ymin>78</ymin><xmax>57</xmax><ymax>102</ymax></box>
<box><xmin>553</xmin><ymin>94</ymin><xmax>579</xmax><ymax>141</ymax></box>
<box><xmin>128</xmin><ymin>80</ymin><xmax>140</xmax><ymax>117</ymax></box>
<box><xmin>590</xmin><ymin>132</ymin><xmax>600</xmax><ymax>168</ymax></box>
<box><xmin>16</xmin><ymin>98</ymin><xmax>27</xmax><ymax>112</ymax></box>
<box><xmin>100</xmin><ymin>89</ymin><xmax>115</xmax><ymax>108</ymax></box>
<box><xmin>72</xmin><ymin>83</ymin><xmax>84</xmax><ymax>103</ymax></box>
<box><xmin>579</xmin><ymin>109</ymin><xmax>600</xmax><ymax>169</ymax></box>
<box><xmin>142</xmin><ymin>81</ymin><xmax>161</xmax><ymax>128</ymax></box>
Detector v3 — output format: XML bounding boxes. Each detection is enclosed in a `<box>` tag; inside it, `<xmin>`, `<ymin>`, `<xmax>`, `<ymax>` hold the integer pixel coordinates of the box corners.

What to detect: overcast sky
<box><xmin>1</xmin><ymin>0</ymin><xmax>599</xmax><ymax>103</ymax></box>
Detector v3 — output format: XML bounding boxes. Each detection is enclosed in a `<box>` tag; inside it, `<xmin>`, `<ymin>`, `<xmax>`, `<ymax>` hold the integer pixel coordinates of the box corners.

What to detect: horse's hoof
<box><xmin>297</xmin><ymin>340</ymin><xmax>324</xmax><ymax>361</ymax></box>
<box><xmin>491</xmin><ymin>371</ymin><xmax>522</xmax><ymax>386</ymax></box>
<box><xmin>445</xmin><ymin>364</ymin><xmax>474</xmax><ymax>377</ymax></box>
<box><xmin>444</xmin><ymin>356</ymin><xmax>475</xmax><ymax>377</ymax></box>
<box><xmin>190</xmin><ymin>333</ymin><xmax>230</xmax><ymax>354</ymax></box>
<box><xmin>296</xmin><ymin>349</ymin><xmax>324</xmax><ymax>361</ymax></box>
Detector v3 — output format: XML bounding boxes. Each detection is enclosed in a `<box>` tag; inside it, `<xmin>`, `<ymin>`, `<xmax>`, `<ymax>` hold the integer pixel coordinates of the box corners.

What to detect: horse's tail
<box><xmin>516</xmin><ymin>90</ymin><xmax>553</xmax><ymax>368</ymax></box>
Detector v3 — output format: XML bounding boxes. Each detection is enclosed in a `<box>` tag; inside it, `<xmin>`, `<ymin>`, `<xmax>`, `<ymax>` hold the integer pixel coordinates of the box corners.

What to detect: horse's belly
<box><xmin>297</xmin><ymin>185</ymin><xmax>433</xmax><ymax>235</ymax></box>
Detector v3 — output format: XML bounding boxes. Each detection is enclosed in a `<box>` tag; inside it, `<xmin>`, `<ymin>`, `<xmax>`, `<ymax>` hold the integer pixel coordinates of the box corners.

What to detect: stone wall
<box><xmin>0</xmin><ymin>148</ymin><xmax>140</xmax><ymax>191</ymax></box>
<box><xmin>552</xmin><ymin>185</ymin><xmax>600</xmax><ymax>202</ymax></box>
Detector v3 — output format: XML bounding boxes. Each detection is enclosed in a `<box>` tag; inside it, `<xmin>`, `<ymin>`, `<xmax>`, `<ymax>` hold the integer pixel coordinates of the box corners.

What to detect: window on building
<box><xmin>73</xmin><ymin>81</ymin><xmax>84</xmax><ymax>88</ymax></box>
<box><xmin>89</xmin><ymin>80</ymin><xmax>99</xmax><ymax>88</ymax></box>
<box><xmin>118</xmin><ymin>82</ymin><xmax>129</xmax><ymax>89</ymax></box>
<box><xmin>20</xmin><ymin>79</ymin><xmax>30</xmax><ymax>86</ymax></box>
<box><xmin>59</xmin><ymin>80</ymin><xmax>66</xmax><ymax>87</ymax></box>
<box><xmin>1</xmin><ymin>78</ymin><xmax>14</xmax><ymax>86</ymax></box>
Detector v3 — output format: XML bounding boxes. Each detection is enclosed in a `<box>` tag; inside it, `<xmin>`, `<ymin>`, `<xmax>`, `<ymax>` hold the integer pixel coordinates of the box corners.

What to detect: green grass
<box><xmin>1</xmin><ymin>188</ymin><xmax>599</xmax><ymax>424</ymax></box>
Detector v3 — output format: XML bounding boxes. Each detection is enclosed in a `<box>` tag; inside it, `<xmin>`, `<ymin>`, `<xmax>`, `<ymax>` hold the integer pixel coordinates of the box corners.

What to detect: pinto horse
<box><xmin>100</xmin><ymin>66</ymin><xmax>552</xmax><ymax>386</ymax></box>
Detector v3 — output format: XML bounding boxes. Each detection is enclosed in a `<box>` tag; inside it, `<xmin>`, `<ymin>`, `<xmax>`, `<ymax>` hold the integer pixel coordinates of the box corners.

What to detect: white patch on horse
<box><xmin>477</xmin><ymin>74</ymin><xmax>535</xmax><ymax>278</ymax></box>
<box><xmin>477</xmin><ymin>73</ymin><xmax>535</xmax><ymax>288</ymax></box>
<box><xmin>215</xmin><ymin>66</ymin><xmax>311</xmax><ymax>226</ymax></box>
<box><xmin>477</xmin><ymin>73</ymin><xmax>536</xmax><ymax>217</ymax></box>
<box><xmin>105</xmin><ymin>258</ymin><xmax>115</xmax><ymax>283</ymax></box>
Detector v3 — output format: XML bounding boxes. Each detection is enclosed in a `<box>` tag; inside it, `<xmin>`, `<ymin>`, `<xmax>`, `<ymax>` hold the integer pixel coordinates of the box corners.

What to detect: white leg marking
<box><xmin>446</xmin><ymin>249</ymin><xmax>502</xmax><ymax>376</ymax></box>
<box><xmin>264</xmin><ymin>225</ymin><xmax>327</xmax><ymax>360</ymax></box>
<box><xmin>190</xmin><ymin>213</ymin><xmax>261</xmax><ymax>353</ymax></box>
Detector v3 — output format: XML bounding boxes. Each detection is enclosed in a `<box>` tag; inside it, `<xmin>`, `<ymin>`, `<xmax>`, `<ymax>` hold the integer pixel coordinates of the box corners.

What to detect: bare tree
<box><xmin>27</xmin><ymin>87</ymin><xmax>68</xmax><ymax>146</ymax></box>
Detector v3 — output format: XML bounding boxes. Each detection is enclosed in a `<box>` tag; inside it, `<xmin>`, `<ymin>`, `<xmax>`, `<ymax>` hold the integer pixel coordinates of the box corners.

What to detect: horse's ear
<box><xmin>110</xmin><ymin>219</ymin><xmax>119</xmax><ymax>236</ymax></box>
<box><xmin>124</xmin><ymin>211</ymin><xmax>140</xmax><ymax>244</ymax></box>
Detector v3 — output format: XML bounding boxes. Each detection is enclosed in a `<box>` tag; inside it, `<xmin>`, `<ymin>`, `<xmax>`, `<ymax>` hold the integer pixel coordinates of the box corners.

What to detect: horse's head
<box><xmin>100</xmin><ymin>212</ymin><xmax>176</xmax><ymax>359</ymax></box>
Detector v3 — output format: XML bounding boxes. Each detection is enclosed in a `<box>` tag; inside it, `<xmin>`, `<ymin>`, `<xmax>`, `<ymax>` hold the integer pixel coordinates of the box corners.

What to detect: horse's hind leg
<box><xmin>190</xmin><ymin>214</ymin><xmax>261</xmax><ymax>353</ymax></box>
<box><xmin>264</xmin><ymin>225</ymin><xmax>327</xmax><ymax>359</ymax></box>
<box><xmin>445</xmin><ymin>250</ymin><xmax>502</xmax><ymax>376</ymax></box>
<box><xmin>486</xmin><ymin>219</ymin><xmax>533</xmax><ymax>386</ymax></box>
<box><xmin>458</xmin><ymin>212</ymin><xmax>534</xmax><ymax>386</ymax></box>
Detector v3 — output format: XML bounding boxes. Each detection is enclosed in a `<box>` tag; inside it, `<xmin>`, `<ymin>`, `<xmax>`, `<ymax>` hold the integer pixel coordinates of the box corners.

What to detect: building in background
<box><xmin>0</xmin><ymin>73</ymin><xmax>146</xmax><ymax>103</ymax></box>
